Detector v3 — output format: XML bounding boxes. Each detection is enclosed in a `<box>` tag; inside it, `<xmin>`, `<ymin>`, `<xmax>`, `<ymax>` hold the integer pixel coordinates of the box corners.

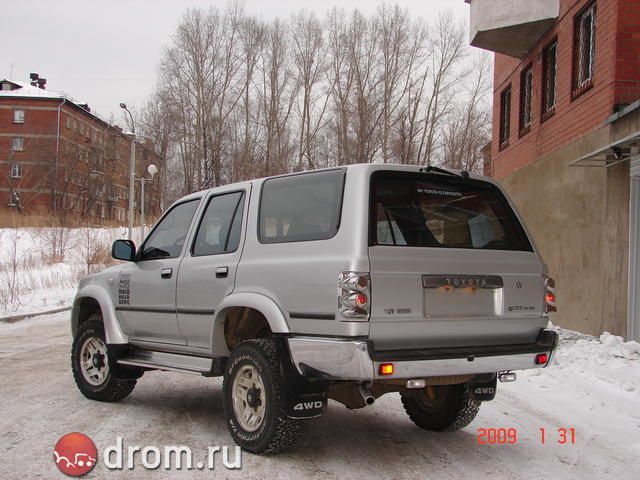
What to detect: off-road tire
<box><xmin>223</xmin><ymin>339</ymin><xmax>303</xmax><ymax>454</ymax></box>
<box><xmin>71</xmin><ymin>315</ymin><xmax>137</xmax><ymax>402</ymax></box>
<box><xmin>400</xmin><ymin>383</ymin><xmax>480</xmax><ymax>432</ymax></box>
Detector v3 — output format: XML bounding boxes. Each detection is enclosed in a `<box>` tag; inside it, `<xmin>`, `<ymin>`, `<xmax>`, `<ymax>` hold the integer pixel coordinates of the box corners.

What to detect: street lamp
<box><xmin>140</xmin><ymin>164</ymin><xmax>157</xmax><ymax>241</ymax></box>
<box><xmin>119</xmin><ymin>102</ymin><xmax>135</xmax><ymax>241</ymax></box>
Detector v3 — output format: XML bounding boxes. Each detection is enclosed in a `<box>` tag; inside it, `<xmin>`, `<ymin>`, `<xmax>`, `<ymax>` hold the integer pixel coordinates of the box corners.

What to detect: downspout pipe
<box><xmin>55</xmin><ymin>97</ymin><xmax>67</xmax><ymax>214</ymax></box>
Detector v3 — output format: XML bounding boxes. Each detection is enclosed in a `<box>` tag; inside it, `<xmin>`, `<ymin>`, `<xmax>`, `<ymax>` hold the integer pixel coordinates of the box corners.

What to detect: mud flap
<box><xmin>277</xmin><ymin>337</ymin><xmax>329</xmax><ymax>419</ymax></box>
<box><xmin>469</xmin><ymin>375</ymin><xmax>497</xmax><ymax>401</ymax></box>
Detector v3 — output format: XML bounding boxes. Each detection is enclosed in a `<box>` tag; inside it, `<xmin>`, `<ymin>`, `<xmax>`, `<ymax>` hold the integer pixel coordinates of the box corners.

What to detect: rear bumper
<box><xmin>286</xmin><ymin>329</ymin><xmax>558</xmax><ymax>381</ymax></box>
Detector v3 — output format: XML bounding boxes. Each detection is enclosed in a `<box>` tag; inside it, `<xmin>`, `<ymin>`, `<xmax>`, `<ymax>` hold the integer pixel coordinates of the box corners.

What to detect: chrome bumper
<box><xmin>286</xmin><ymin>330</ymin><xmax>558</xmax><ymax>381</ymax></box>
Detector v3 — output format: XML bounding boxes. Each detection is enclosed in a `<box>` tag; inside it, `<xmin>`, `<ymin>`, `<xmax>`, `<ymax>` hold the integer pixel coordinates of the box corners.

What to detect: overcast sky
<box><xmin>1</xmin><ymin>0</ymin><xmax>470</xmax><ymax>124</ymax></box>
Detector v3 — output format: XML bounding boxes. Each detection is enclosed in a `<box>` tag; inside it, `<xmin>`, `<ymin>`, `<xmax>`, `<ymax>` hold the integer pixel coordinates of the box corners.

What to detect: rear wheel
<box><xmin>400</xmin><ymin>384</ymin><xmax>480</xmax><ymax>432</ymax></box>
<box><xmin>71</xmin><ymin>315</ymin><xmax>137</xmax><ymax>402</ymax></box>
<box><xmin>223</xmin><ymin>339</ymin><xmax>303</xmax><ymax>454</ymax></box>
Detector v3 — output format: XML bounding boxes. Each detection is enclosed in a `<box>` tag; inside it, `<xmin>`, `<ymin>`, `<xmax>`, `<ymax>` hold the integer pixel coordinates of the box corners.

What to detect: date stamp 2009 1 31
<box><xmin>477</xmin><ymin>428</ymin><xmax>576</xmax><ymax>445</ymax></box>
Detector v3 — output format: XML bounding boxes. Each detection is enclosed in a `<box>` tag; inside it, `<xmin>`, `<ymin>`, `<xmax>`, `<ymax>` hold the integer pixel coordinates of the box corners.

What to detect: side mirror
<box><xmin>112</xmin><ymin>239</ymin><xmax>136</xmax><ymax>262</ymax></box>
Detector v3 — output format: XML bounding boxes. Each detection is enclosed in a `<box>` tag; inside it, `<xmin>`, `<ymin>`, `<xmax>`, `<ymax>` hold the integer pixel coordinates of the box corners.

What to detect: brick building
<box><xmin>0</xmin><ymin>77</ymin><xmax>162</xmax><ymax>224</ymax></box>
<box><xmin>467</xmin><ymin>0</ymin><xmax>640</xmax><ymax>340</ymax></box>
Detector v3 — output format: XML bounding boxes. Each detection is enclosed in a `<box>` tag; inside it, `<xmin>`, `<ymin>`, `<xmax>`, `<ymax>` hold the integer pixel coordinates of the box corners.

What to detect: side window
<box><xmin>192</xmin><ymin>191</ymin><xmax>245</xmax><ymax>256</ymax></box>
<box><xmin>13</xmin><ymin>110</ymin><xmax>25</xmax><ymax>124</ymax></box>
<box><xmin>259</xmin><ymin>169</ymin><xmax>345</xmax><ymax>243</ymax></box>
<box><xmin>140</xmin><ymin>199</ymin><xmax>199</xmax><ymax>260</ymax></box>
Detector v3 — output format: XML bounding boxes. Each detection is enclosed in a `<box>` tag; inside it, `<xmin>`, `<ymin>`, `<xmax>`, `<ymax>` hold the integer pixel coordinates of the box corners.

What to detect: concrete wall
<box><xmin>469</xmin><ymin>0</ymin><xmax>559</xmax><ymax>46</ymax></box>
<box><xmin>500</xmin><ymin>122</ymin><xmax>631</xmax><ymax>336</ymax></box>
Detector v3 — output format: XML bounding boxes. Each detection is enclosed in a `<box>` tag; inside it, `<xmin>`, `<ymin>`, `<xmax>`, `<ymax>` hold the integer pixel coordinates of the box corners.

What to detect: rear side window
<box><xmin>192</xmin><ymin>191</ymin><xmax>245</xmax><ymax>256</ymax></box>
<box><xmin>259</xmin><ymin>170</ymin><xmax>345</xmax><ymax>243</ymax></box>
<box><xmin>370</xmin><ymin>172</ymin><xmax>532</xmax><ymax>251</ymax></box>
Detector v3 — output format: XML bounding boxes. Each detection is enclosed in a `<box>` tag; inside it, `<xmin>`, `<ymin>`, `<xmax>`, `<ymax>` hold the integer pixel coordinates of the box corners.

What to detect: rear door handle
<box><xmin>216</xmin><ymin>267</ymin><xmax>229</xmax><ymax>278</ymax></box>
<box><xmin>161</xmin><ymin>268</ymin><xmax>173</xmax><ymax>279</ymax></box>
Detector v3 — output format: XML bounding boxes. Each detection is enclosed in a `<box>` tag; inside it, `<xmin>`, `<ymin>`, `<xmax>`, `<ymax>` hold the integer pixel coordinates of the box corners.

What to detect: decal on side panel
<box><xmin>118</xmin><ymin>274</ymin><xmax>131</xmax><ymax>305</ymax></box>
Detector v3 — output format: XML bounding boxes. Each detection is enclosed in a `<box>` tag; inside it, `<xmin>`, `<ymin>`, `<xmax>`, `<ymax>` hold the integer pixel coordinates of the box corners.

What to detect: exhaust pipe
<box><xmin>358</xmin><ymin>383</ymin><xmax>375</xmax><ymax>406</ymax></box>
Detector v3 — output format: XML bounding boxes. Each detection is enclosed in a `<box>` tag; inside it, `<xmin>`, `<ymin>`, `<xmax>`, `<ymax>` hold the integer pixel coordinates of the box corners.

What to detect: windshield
<box><xmin>370</xmin><ymin>172</ymin><xmax>533</xmax><ymax>251</ymax></box>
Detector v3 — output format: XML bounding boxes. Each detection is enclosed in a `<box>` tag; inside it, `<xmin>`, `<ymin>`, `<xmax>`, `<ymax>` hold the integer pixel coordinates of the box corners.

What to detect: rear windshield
<box><xmin>370</xmin><ymin>172</ymin><xmax>532</xmax><ymax>251</ymax></box>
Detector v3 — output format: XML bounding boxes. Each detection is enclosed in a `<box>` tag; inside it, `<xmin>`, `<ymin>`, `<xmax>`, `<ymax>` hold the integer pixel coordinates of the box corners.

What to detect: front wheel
<box><xmin>71</xmin><ymin>315</ymin><xmax>137</xmax><ymax>402</ymax></box>
<box><xmin>223</xmin><ymin>339</ymin><xmax>303</xmax><ymax>454</ymax></box>
<box><xmin>400</xmin><ymin>384</ymin><xmax>480</xmax><ymax>432</ymax></box>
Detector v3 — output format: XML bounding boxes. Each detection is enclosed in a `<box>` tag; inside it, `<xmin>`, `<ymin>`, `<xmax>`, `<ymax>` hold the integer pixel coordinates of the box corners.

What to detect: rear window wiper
<box><xmin>419</xmin><ymin>165</ymin><xmax>469</xmax><ymax>180</ymax></box>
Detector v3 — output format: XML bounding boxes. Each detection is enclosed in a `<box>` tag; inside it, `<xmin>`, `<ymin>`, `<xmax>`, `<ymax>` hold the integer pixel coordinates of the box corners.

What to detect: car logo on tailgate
<box><xmin>422</xmin><ymin>275</ymin><xmax>504</xmax><ymax>289</ymax></box>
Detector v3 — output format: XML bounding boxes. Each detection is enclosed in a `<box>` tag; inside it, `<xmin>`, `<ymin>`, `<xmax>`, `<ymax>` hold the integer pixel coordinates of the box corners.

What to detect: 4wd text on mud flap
<box><xmin>474</xmin><ymin>386</ymin><xmax>495</xmax><ymax>395</ymax></box>
<box><xmin>293</xmin><ymin>401</ymin><xmax>323</xmax><ymax>411</ymax></box>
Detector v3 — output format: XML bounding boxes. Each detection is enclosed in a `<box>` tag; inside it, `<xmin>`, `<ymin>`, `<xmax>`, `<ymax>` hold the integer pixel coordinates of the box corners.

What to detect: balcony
<box><xmin>466</xmin><ymin>0</ymin><xmax>559</xmax><ymax>58</ymax></box>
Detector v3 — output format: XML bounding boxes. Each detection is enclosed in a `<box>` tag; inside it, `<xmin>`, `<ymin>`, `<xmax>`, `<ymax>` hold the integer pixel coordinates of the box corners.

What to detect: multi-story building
<box><xmin>0</xmin><ymin>76</ymin><xmax>162</xmax><ymax>224</ymax></box>
<box><xmin>467</xmin><ymin>0</ymin><xmax>640</xmax><ymax>340</ymax></box>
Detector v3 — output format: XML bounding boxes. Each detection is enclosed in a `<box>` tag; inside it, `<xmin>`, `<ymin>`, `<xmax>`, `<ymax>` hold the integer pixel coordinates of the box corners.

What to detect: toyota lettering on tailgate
<box><xmin>422</xmin><ymin>275</ymin><xmax>504</xmax><ymax>289</ymax></box>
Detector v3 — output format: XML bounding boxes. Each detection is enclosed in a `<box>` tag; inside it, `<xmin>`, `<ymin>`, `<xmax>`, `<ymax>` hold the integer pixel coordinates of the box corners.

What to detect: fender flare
<box><xmin>71</xmin><ymin>284</ymin><xmax>128</xmax><ymax>344</ymax></box>
<box><xmin>210</xmin><ymin>292</ymin><xmax>290</xmax><ymax>357</ymax></box>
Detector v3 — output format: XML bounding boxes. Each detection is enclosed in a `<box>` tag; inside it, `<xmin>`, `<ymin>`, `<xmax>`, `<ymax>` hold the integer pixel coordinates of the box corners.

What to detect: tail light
<box><xmin>338</xmin><ymin>272</ymin><xmax>371</xmax><ymax>319</ymax></box>
<box><xmin>543</xmin><ymin>275</ymin><xmax>557</xmax><ymax>315</ymax></box>
<box><xmin>535</xmin><ymin>353</ymin><xmax>549</xmax><ymax>365</ymax></box>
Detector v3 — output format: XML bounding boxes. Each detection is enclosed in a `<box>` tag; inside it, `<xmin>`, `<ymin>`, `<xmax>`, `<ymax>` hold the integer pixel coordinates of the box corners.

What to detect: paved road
<box><xmin>1</xmin><ymin>313</ymin><xmax>638</xmax><ymax>479</ymax></box>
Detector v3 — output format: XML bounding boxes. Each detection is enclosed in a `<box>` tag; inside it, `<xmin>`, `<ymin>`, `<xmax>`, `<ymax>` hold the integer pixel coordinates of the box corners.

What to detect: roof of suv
<box><xmin>180</xmin><ymin>164</ymin><xmax>492</xmax><ymax>199</ymax></box>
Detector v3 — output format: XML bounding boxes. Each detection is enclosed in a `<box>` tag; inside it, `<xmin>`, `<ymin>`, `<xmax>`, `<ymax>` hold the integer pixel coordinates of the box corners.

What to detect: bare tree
<box><xmin>77</xmin><ymin>225</ymin><xmax>109</xmax><ymax>276</ymax></box>
<box><xmin>291</xmin><ymin>11</ymin><xmax>329</xmax><ymax>170</ymax></box>
<box><xmin>234</xmin><ymin>16</ymin><xmax>264</xmax><ymax>181</ymax></box>
<box><xmin>143</xmin><ymin>4</ymin><xmax>486</xmax><ymax>195</ymax></box>
<box><xmin>326</xmin><ymin>8</ymin><xmax>354</xmax><ymax>165</ymax></box>
<box><xmin>441</xmin><ymin>54</ymin><xmax>492</xmax><ymax>172</ymax></box>
<box><xmin>416</xmin><ymin>11</ymin><xmax>467</xmax><ymax>166</ymax></box>
<box><xmin>257</xmin><ymin>19</ymin><xmax>298</xmax><ymax>176</ymax></box>
<box><xmin>0</xmin><ymin>229</ymin><xmax>23</xmax><ymax>311</ymax></box>
<box><xmin>377</xmin><ymin>4</ymin><xmax>425</xmax><ymax>163</ymax></box>
<box><xmin>140</xmin><ymin>89</ymin><xmax>174</xmax><ymax>209</ymax></box>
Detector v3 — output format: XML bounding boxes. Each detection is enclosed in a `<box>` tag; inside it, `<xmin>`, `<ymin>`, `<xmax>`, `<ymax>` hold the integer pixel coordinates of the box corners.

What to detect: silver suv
<box><xmin>70</xmin><ymin>164</ymin><xmax>558</xmax><ymax>453</ymax></box>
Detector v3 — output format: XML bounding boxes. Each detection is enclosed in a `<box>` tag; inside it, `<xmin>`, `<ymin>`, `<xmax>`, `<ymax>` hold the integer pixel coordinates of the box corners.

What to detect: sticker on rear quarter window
<box><xmin>118</xmin><ymin>274</ymin><xmax>130</xmax><ymax>305</ymax></box>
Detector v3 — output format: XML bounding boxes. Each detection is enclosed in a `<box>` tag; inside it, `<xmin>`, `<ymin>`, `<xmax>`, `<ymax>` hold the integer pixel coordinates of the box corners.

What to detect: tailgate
<box><xmin>368</xmin><ymin>171</ymin><xmax>548</xmax><ymax>350</ymax></box>
<box><xmin>369</xmin><ymin>247</ymin><xmax>547</xmax><ymax>349</ymax></box>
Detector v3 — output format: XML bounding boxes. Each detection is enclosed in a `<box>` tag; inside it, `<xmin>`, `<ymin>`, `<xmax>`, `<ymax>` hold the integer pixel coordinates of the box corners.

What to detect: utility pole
<box><xmin>140</xmin><ymin>164</ymin><xmax>157</xmax><ymax>241</ymax></box>
<box><xmin>119</xmin><ymin>103</ymin><xmax>135</xmax><ymax>241</ymax></box>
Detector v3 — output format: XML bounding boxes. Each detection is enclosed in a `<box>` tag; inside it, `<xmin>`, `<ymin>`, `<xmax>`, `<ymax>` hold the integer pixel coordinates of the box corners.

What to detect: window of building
<box><xmin>66</xmin><ymin>116</ymin><xmax>72</xmax><ymax>129</ymax></box>
<box><xmin>10</xmin><ymin>164</ymin><xmax>22</xmax><ymax>178</ymax></box>
<box><xmin>499</xmin><ymin>85</ymin><xmax>511</xmax><ymax>150</ymax></box>
<box><xmin>12</xmin><ymin>137</ymin><xmax>24</xmax><ymax>151</ymax></box>
<box><xmin>541</xmin><ymin>39</ymin><xmax>558</xmax><ymax>121</ymax></box>
<box><xmin>573</xmin><ymin>1</ymin><xmax>596</xmax><ymax>98</ymax></box>
<box><xmin>519</xmin><ymin>65</ymin><xmax>533</xmax><ymax>136</ymax></box>
<box><xmin>13</xmin><ymin>110</ymin><xmax>25</xmax><ymax>124</ymax></box>
<box><xmin>8</xmin><ymin>191</ymin><xmax>19</xmax><ymax>207</ymax></box>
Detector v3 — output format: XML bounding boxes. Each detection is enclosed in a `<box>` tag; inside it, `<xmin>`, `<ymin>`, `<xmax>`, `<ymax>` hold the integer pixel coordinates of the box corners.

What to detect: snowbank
<box><xmin>0</xmin><ymin>226</ymin><xmax>134</xmax><ymax>316</ymax></box>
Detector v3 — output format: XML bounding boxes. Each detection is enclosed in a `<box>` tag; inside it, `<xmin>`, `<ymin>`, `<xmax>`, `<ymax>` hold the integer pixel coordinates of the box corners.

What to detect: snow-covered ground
<box><xmin>0</xmin><ymin>227</ymin><xmax>135</xmax><ymax>317</ymax></box>
<box><xmin>1</xmin><ymin>311</ymin><xmax>639</xmax><ymax>479</ymax></box>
